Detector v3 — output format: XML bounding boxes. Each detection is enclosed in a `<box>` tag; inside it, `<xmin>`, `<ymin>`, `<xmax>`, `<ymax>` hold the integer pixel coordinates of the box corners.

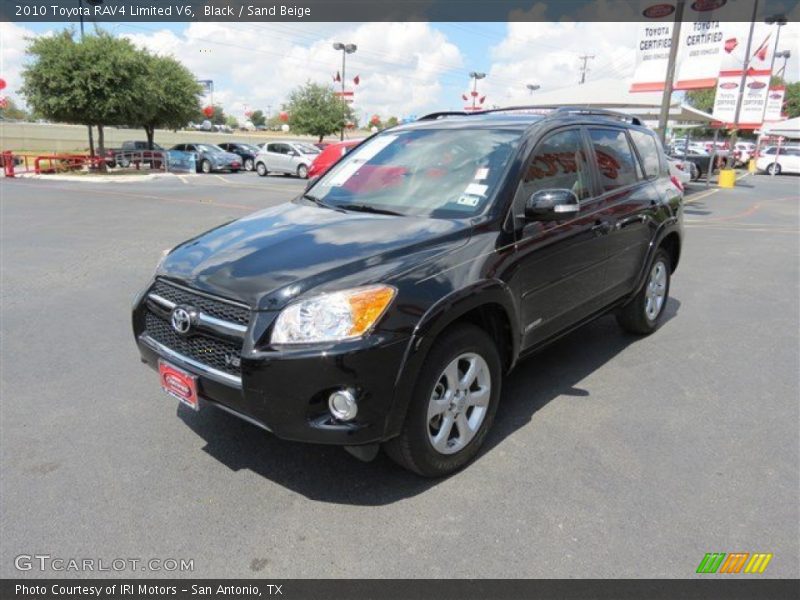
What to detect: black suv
<box><xmin>133</xmin><ymin>107</ymin><xmax>683</xmax><ymax>477</ymax></box>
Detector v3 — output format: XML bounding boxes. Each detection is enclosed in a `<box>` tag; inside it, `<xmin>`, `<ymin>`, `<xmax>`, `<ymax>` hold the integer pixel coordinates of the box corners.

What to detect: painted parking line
<box><xmin>214</xmin><ymin>175</ymin><xmax>230</xmax><ymax>184</ymax></box>
<box><xmin>684</xmin><ymin>188</ymin><xmax>719</xmax><ymax>204</ymax></box>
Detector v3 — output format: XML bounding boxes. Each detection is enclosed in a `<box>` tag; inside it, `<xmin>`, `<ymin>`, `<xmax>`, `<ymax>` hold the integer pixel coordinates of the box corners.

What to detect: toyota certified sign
<box><xmin>691</xmin><ymin>0</ymin><xmax>727</xmax><ymax>11</ymax></box>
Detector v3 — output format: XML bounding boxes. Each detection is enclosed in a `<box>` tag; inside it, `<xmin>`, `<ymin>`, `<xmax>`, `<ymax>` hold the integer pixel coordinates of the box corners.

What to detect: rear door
<box><xmin>265</xmin><ymin>143</ymin><xmax>287</xmax><ymax>172</ymax></box>
<box><xmin>587</xmin><ymin>126</ymin><xmax>660</xmax><ymax>297</ymax></box>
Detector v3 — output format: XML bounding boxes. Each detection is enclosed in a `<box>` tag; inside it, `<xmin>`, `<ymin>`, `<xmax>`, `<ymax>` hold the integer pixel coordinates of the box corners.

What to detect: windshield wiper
<box><xmin>336</xmin><ymin>203</ymin><xmax>404</xmax><ymax>216</ymax></box>
<box><xmin>303</xmin><ymin>194</ymin><xmax>344</xmax><ymax>212</ymax></box>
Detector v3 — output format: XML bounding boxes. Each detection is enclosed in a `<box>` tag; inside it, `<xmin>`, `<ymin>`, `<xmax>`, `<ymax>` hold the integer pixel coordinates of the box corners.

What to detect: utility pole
<box><xmin>656</xmin><ymin>0</ymin><xmax>685</xmax><ymax>145</ymax></box>
<box><xmin>578</xmin><ymin>55</ymin><xmax>595</xmax><ymax>84</ymax></box>
<box><xmin>727</xmin><ymin>0</ymin><xmax>760</xmax><ymax>167</ymax></box>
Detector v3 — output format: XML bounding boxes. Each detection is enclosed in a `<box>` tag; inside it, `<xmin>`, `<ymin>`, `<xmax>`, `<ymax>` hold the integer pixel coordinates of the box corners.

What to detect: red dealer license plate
<box><xmin>158</xmin><ymin>360</ymin><xmax>199</xmax><ymax>411</ymax></box>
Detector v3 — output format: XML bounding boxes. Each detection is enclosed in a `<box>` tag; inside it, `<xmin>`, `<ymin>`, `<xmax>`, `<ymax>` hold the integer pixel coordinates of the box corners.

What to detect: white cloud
<box><xmin>121</xmin><ymin>21</ymin><xmax>463</xmax><ymax>122</ymax></box>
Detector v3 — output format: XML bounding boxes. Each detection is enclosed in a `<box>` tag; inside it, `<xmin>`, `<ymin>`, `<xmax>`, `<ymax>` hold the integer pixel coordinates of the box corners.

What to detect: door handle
<box><xmin>591</xmin><ymin>220</ymin><xmax>612</xmax><ymax>235</ymax></box>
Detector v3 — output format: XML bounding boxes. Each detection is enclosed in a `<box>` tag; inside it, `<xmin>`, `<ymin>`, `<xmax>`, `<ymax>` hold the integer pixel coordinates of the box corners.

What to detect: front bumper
<box><xmin>134</xmin><ymin>293</ymin><xmax>411</xmax><ymax>445</ymax></box>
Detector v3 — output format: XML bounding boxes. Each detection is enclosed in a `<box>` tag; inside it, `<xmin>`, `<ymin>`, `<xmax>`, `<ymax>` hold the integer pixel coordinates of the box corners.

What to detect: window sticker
<box><xmin>474</xmin><ymin>167</ymin><xmax>489</xmax><ymax>180</ymax></box>
<box><xmin>464</xmin><ymin>182</ymin><xmax>488</xmax><ymax>197</ymax></box>
<box><xmin>457</xmin><ymin>194</ymin><xmax>480</xmax><ymax>207</ymax></box>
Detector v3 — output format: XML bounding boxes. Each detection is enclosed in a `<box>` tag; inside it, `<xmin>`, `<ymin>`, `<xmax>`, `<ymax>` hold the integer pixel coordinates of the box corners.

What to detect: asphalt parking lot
<box><xmin>1</xmin><ymin>171</ymin><xmax>798</xmax><ymax>578</ymax></box>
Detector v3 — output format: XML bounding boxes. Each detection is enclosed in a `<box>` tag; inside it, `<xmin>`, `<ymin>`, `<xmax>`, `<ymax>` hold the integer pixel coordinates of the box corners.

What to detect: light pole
<box><xmin>333</xmin><ymin>42</ymin><xmax>357</xmax><ymax>140</ymax></box>
<box><xmin>755</xmin><ymin>14</ymin><xmax>787</xmax><ymax>158</ymax></box>
<box><xmin>775</xmin><ymin>50</ymin><xmax>791</xmax><ymax>79</ymax></box>
<box><xmin>526</xmin><ymin>84</ymin><xmax>540</xmax><ymax>96</ymax></box>
<box><xmin>79</xmin><ymin>0</ymin><xmax>103</xmax><ymax>157</ymax></box>
<box><xmin>469</xmin><ymin>71</ymin><xmax>486</xmax><ymax>111</ymax></box>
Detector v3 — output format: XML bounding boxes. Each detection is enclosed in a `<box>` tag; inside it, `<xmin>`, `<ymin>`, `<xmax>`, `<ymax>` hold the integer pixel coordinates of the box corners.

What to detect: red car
<box><xmin>307</xmin><ymin>139</ymin><xmax>362</xmax><ymax>179</ymax></box>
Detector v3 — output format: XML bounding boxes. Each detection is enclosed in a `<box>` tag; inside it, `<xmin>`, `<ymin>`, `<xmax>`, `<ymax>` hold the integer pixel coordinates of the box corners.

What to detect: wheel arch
<box><xmin>383</xmin><ymin>281</ymin><xmax>520</xmax><ymax>439</ymax></box>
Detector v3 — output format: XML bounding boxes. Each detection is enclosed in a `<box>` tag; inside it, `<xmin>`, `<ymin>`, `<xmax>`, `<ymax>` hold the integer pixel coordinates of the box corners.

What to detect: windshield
<box><xmin>308</xmin><ymin>128</ymin><xmax>522</xmax><ymax>218</ymax></box>
<box><xmin>294</xmin><ymin>143</ymin><xmax>320</xmax><ymax>155</ymax></box>
<box><xmin>198</xmin><ymin>144</ymin><xmax>224</xmax><ymax>153</ymax></box>
<box><xmin>242</xmin><ymin>144</ymin><xmax>260</xmax><ymax>153</ymax></box>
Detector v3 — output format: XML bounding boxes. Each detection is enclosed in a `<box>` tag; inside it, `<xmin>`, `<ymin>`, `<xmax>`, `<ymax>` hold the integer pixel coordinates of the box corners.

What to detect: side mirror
<box><xmin>524</xmin><ymin>189</ymin><xmax>580</xmax><ymax>221</ymax></box>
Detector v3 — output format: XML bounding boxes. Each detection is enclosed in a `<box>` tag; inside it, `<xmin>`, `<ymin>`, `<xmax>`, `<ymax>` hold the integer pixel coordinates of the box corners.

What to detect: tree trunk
<box><xmin>145</xmin><ymin>125</ymin><xmax>155</xmax><ymax>150</ymax></box>
<box><xmin>87</xmin><ymin>125</ymin><xmax>95</xmax><ymax>157</ymax></box>
<box><xmin>319</xmin><ymin>134</ymin><xmax>323</xmax><ymax>143</ymax></box>
<box><xmin>97</xmin><ymin>124</ymin><xmax>107</xmax><ymax>172</ymax></box>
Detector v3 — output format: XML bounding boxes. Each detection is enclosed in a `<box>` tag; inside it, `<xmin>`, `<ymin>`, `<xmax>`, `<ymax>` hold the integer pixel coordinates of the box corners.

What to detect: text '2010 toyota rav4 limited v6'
<box><xmin>133</xmin><ymin>107</ymin><xmax>683</xmax><ymax>477</ymax></box>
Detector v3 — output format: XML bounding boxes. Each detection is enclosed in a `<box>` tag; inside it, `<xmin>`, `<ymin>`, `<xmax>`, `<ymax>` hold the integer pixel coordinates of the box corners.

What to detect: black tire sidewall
<box><xmin>297</xmin><ymin>165</ymin><xmax>308</xmax><ymax>179</ymax></box>
<box><xmin>245</xmin><ymin>158</ymin><xmax>254</xmax><ymax>171</ymax></box>
<box><xmin>256</xmin><ymin>163</ymin><xmax>267</xmax><ymax>176</ymax></box>
<box><xmin>201</xmin><ymin>160</ymin><xmax>211</xmax><ymax>173</ymax></box>
<box><xmin>398</xmin><ymin>324</ymin><xmax>502</xmax><ymax>477</ymax></box>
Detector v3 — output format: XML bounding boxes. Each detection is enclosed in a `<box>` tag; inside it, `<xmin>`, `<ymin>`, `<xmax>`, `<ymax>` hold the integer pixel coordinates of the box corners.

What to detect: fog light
<box><xmin>329</xmin><ymin>389</ymin><xmax>358</xmax><ymax>421</ymax></box>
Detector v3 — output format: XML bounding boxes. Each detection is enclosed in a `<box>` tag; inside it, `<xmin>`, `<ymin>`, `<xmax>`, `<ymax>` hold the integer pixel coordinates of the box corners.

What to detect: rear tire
<box><xmin>616</xmin><ymin>249</ymin><xmax>671</xmax><ymax>335</ymax></box>
<box><xmin>383</xmin><ymin>324</ymin><xmax>502</xmax><ymax>477</ymax></box>
<box><xmin>767</xmin><ymin>163</ymin><xmax>782</xmax><ymax>175</ymax></box>
<box><xmin>256</xmin><ymin>162</ymin><xmax>268</xmax><ymax>177</ymax></box>
<box><xmin>297</xmin><ymin>164</ymin><xmax>308</xmax><ymax>179</ymax></box>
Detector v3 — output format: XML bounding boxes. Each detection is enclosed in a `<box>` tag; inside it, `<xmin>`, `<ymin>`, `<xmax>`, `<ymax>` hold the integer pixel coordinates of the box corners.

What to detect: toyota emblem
<box><xmin>170</xmin><ymin>306</ymin><xmax>194</xmax><ymax>334</ymax></box>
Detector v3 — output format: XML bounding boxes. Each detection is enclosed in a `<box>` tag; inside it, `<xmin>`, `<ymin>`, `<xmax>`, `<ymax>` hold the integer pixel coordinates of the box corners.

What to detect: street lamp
<box><xmin>333</xmin><ymin>42</ymin><xmax>357</xmax><ymax>140</ymax></box>
<box><xmin>775</xmin><ymin>50</ymin><xmax>791</xmax><ymax>78</ymax></box>
<box><xmin>78</xmin><ymin>0</ymin><xmax>103</xmax><ymax>157</ymax></box>
<box><xmin>526</xmin><ymin>84</ymin><xmax>540</xmax><ymax>95</ymax></box>
<box><xmin>468</xmin><ymin>71</ymin><xmax>486</xmax><ymax>111</ymax></box>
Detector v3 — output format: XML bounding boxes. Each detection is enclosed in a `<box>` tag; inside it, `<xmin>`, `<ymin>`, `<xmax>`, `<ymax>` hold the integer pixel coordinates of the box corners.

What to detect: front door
<box><xmin>509</xmin><ymin>127</ymin><xmax>615</xmax><ymax>348</ymax></box>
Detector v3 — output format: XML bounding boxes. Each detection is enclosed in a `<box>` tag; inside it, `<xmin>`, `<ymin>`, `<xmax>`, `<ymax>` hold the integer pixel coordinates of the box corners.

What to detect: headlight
<box><xmin>271</xmin><ymin>285</ymin><xmax>396</xmax><ymax>344</ymax></box>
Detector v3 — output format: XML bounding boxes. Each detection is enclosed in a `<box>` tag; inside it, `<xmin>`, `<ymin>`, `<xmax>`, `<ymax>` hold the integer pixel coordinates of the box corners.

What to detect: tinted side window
<box><xmin>630</xmin><ymin>130</ymin><xmax>662</xmax><ymax>179</ymax></box>
<box><xmin>588</xmin><ymin>128</ymin><xmax>639</xmax><ymax>191</ymax></box>
<box><xmin>518</xmin><ymin>129</ymin><xmax>593</xmax><ymax>204</ymax></box>
<box><xmin>266</xmin><ymin>144</ymin><xmax>278</xmax><ymax>153</ymax></box>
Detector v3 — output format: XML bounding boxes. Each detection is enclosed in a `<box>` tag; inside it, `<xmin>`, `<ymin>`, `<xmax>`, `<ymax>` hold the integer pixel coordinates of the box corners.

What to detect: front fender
<box><xmin>382</xmin><ymin>280</ymin><xmax>520</xmax><ymax>439</ymax></box>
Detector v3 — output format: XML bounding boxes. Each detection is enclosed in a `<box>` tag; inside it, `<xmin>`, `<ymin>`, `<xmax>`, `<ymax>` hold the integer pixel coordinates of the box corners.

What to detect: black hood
<box><xmin>158</xmin><ymin>200</ymin><xmax>471</xmax><ymax>310</ymax></box>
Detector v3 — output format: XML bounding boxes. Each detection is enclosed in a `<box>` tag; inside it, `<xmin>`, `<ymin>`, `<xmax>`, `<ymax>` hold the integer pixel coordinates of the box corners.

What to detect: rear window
<box><xmin>588</xmin><ymin>128</ymin><xmax>639</xmax><ymax>191</ymax></box>
<box><xmin>630</xmin><ymin>130</ymin><xmax>662</xmax><ymax>180</ymax></box>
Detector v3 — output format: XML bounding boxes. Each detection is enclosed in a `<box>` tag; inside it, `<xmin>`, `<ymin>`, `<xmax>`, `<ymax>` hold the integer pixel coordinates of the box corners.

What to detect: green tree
<box><xmin>385</xmin><ymin>116</ymin><xmax>399</xmax><ymax>128</ymax></box>
<box><xmin>21</xmin><ymin>30</ymin><xmax>150</xmax><ymax>167</ymax></box>
<box><xmin>249</xmin><ymin>110</ymin><xmax>266</xmax><ymax>127</ymax></box>
<box><xmin>780</xmin><ymin>81</ymin><xmax>799</xmax><ymax>119</ymax></box>
<box><xmin>225</xmin><ymin>114</ymin><xmax>239</xmax><ymax>129</ymax></box>
<box><xmin>685</xmin><ymin>87</ymin><xmax>715</xmax><ymax>113</ymax></box>
<box><xmin>0</xmin><ymin>98</ymin><xmax>28</xmax><ymax>121</ymax></box>
<box><xmin>139</xmin><ymin>54</ymin><xmax>202</xmax><ymax>149</ymax></box>
<box><xmin>285</xmin><ymin>81</ymin><xmax>353</xmax><ymax>142</ymax></box>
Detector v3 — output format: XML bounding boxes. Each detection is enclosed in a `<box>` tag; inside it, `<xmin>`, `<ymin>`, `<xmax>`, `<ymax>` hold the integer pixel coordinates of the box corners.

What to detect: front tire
<box><xmin>767</xmin><ymin>162</ymin><xmax>782</xmax><ymax>175</ymax></box>
<box><xmin>256</xmin><ymin>162</ymin><xmax>268</xmax><ymax>177</ymax></box>
<box><xmin>384</xmin><ymin>324</ymin><xmax>502</xmax><ymax>477</ymax></box>
<box><xmin>200</xmin><ymin>159</ymin><xmax>212</xmax><ymax>174</ymax></box>
<box><xmin>616</xmin><ymin>249</ymin><xmax>671</xmax><ymax>335</ymax></box>
<box><xmin>244</xmin><ymin>158</ymin><xmax>254</xmax><ymax>171</ymax></box>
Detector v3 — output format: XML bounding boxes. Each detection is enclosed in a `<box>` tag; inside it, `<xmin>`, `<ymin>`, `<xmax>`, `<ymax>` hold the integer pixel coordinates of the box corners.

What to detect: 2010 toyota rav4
<box><xmin>133</xmin><ymin>107</ymin><xmax>683</xmax><ymax>477</ymax></box>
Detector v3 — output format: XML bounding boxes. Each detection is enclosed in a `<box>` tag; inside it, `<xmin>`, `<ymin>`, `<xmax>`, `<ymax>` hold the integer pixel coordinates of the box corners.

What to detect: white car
<box><xmin>756</xmin><ymin>146</ymin><xmax>800</xmax><ymax>175</ymax></box>
<box><xmin>734</xmin><ymin>142</ymin><xmax>756</xmax><ymax>165</ymax></box>
<box><xmin>254</xmin><ymin>141</ymin><xmax>320</xmax><ymax>179</ymax></box>
<box><xmin>668</xmin><ymin>158</ymin><xmax>693</xmax><ymax>187</ymax></box>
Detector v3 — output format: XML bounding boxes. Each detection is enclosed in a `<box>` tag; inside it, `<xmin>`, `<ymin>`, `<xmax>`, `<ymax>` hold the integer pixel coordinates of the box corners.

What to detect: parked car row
<box><xmin>100</xmin><ymin>138</ymin><xmax>366</xmax><ymax>177</ymax></box>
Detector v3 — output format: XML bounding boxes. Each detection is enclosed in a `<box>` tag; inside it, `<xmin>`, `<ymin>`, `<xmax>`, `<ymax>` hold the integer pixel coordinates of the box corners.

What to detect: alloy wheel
<box><xmin>645</xmin><ymin>260</ymin><xmax>667</xmax><ymax>321</ymax></box>
<box><xmin>427</xmin><ymin>353</ymin><xmax>491</xmax><ymax>455</ymax></box>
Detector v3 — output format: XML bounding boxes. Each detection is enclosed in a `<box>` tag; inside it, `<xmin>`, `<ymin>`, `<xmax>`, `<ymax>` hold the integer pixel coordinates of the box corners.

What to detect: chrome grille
<box><xmin>151</xmin><ymin>279</ymin><xmax>250</xmax><ymax>326</ymax></box>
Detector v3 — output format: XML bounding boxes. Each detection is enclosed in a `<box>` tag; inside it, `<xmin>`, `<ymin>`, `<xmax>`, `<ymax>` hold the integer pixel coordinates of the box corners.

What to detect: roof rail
<box><xmin>417</xmin><ymin>111</ymin><xmax>472</xmax><ymax>121</ymax></box>
<box><xmin>417</xmin><ymin>105</ymin><xmax>642</xmax><ymax>126</ymax></box>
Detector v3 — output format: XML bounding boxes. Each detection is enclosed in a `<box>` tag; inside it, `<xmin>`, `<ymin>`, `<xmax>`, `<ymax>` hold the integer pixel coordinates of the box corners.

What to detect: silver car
<box><xmin>254</xmin><ymin>141</ymin><xmax>320</xmax><ymax>179</ymax></box>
